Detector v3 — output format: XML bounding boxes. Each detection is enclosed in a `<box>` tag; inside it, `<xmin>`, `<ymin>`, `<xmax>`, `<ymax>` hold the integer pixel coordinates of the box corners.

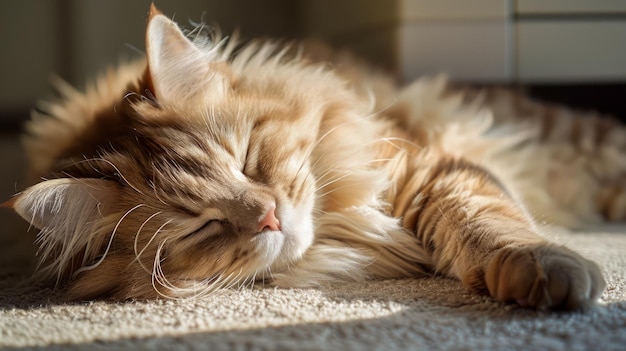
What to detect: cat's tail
<box><xmin>481</xmin><ymin>87</ymin><xmax>626</xmax><ymax>226</ymax></box>
<box><xmin>392</xmin><ymin>76</ymin><xmax>626</xmax><ymax>228</ymax></box>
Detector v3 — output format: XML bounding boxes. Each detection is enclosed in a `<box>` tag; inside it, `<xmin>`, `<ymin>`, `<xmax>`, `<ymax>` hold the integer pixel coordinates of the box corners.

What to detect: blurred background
<box><xmin>1</xmin><ymin>0</ymin><xmax>626</xmax><ymax>272</ymax></box>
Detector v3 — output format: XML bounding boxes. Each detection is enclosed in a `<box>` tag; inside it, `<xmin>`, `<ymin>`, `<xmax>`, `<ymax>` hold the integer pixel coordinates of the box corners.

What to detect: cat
<box><xmin>7</xmin><ymin>4</ymin><xmax>625</xmax><ymax>310</ymax></box>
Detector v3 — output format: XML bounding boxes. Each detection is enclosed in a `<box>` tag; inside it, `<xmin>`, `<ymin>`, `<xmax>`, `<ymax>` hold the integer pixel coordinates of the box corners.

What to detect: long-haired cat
<box><xmin>8</xmin><ymin>5</ymin><xmax>625</xmax><ymax>310</ymax></box>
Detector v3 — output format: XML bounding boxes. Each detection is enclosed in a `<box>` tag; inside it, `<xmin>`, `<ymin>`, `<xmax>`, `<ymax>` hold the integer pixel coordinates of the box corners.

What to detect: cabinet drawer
<box><xmin>517</xmin><ymin>0</ymin><xmax>626</xmax><ymax>15</ymax></box>
<box><xmin>400</xmin><ymin>0</ymin><xmax>508</xmax><ymax>20</ymax></box>
<box><xmin>516</xmin><ymin>20</ymin><xmax>626</xmax><ymax>82</ymax></box>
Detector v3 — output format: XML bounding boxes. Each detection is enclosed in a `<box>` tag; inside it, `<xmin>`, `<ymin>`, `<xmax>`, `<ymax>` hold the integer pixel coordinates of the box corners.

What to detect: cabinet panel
<box><xmin>517</xmin><ymin>21</ymin><xmax>626</xmax><ymax>82</ymax></box>
<box><xmin>400</xmin><ymin>21</ymin><xmax>510</xmax><ymax>82</ymax></box>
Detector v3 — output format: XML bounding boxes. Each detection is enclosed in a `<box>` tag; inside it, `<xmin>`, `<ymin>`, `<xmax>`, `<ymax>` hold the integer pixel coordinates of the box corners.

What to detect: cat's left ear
<box><xmin>145</xmin><ymin>5</ymin><xmax>228</xmax><ymax>104</ymax></box>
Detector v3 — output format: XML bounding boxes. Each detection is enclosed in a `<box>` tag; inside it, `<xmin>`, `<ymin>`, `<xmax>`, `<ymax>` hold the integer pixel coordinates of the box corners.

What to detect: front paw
<box><xmin>484</xmin><ymin>244</ymin><xmax>605</xmax><ymax>311</ymax></box>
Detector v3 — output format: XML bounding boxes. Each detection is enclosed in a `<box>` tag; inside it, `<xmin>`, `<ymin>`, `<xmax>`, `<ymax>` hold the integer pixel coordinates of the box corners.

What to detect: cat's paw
<box><xmin>484</xmin><ymin>244</ymin><xmax>605</xmax><ymax>311</ymax></box>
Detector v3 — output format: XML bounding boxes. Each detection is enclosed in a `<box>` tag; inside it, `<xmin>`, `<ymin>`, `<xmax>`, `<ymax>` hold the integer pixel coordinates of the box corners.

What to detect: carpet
<box><xmin>1</xmin><ymin>223</ymin><xmax>625</xmax><ymax>351</ymax></box>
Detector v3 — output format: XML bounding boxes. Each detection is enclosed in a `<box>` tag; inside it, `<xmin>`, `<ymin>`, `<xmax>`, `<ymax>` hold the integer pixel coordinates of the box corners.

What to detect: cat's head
<box><xmin>8</xmin><ymin>5</ymin><xmax>342</xmax><ymax>299</ymax></box>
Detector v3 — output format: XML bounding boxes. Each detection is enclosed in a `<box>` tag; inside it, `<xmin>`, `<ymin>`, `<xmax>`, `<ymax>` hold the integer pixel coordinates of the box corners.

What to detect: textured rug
<box><xmin>1</xmin><ymin>223</ymin><xmax>625</xmax><ymax>351</ymax></box>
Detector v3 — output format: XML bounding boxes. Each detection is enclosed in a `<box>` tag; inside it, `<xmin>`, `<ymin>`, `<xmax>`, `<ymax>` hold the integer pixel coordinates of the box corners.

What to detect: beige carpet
<box><xmin>1</xmin><ymin>223</ymin><xmax>625</xmax><ymax>350</ymax></box>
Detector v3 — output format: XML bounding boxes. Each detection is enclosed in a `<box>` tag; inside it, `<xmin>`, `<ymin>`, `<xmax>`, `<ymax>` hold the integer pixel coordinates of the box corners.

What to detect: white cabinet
<box><xmin>298</xmin><ymin>0</ymin><xmax>626</xmax><ymax>84</ymax></box>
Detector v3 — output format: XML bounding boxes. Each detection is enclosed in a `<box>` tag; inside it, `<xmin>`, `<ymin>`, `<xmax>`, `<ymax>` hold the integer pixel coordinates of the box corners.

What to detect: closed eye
<box><xmin>242</xmin><ymin>142</ymin><xmax>259</xmax><ymax>179</ymax></box>
<box><xmin>181</xmin><ymin>220</ymin><xmax>223</xmax><ymax>240</ymax></box>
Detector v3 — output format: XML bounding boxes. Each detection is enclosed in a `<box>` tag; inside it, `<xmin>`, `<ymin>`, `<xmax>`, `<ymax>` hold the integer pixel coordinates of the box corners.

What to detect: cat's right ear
<box><xmin>144</xmin><ymin>4</ymin><xmax>228</xmax><ymax>104</ymax></box>
<box><xmin>9</xmin><ymin>178</ymin><xmax>118</xmax><ymax>231</ymax></box>
<box><xmin>7</xmin><ymin>178</ymin><xmax>120</xmax><ymax>278</ymax></box>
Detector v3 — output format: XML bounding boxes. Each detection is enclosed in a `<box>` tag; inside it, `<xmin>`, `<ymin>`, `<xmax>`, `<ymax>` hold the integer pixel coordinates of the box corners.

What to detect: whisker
<box><xmin>315</xmin><ymin>180</ymin><xmax>382</xmax><ymax>199</ymax></box>
<box><xmin>99</xmin><ymin>148</ymin><xmax>145</xmax><ymax>195</ymax></box>
<box><xmin>135</xmin><ymin>219</ymin><xmax>173</xmax><ymax>275</ymax></box>
<box><xmin>59</xmin><ymin>157</ymin><xmax>144</xmax><ymax>195</ymax></box>
<box><xmin>290</xmin><ymin>104</ymin><xmax>379</xmax><ymax>186</ymax></box>
<box><xmin>72</xmin><ymin>203</ymin><xmax>145</xmax><ymax>279</ymax></box>
<box><xmin>152</xmin><ymin>239</ymin><xmax>177</xmax><ymax>299</ymax></box>
<box><xmin>222</xmin><ymin>268</ymin><xmax>245</xmax><ymax>291</ymax></box>
<box><xmin>315</xmin><ymin>171</ymin><xmax>355</xmax><ymax>192</ymax></box>
<box><xmin>379</xmin><ymin>136</ymin><xmax>422</xmax><ymax>151</ymax></box>
<box><xmin>309</xmin><ymin>137</ymin><xmax>413</xmax><ymax>183</ymax></box>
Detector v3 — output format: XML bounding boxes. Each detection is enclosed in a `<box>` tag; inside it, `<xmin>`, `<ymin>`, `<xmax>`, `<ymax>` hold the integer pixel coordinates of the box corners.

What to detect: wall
<box><xmin>0</xmin><ymin>0</ymin><xmax>296</xmax><ymax>122</ymax></box>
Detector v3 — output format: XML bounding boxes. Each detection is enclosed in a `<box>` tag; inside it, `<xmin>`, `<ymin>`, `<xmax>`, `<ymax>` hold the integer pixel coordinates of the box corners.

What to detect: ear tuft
<box><xmin>1</xmin><ymin>197</ymin><xmax>16</xmax><ymax>209</ymax></box>
<box><xmin>148</xmin><ymin>3</ymin><xmax>162</xmax><ymax>20</ymax></box>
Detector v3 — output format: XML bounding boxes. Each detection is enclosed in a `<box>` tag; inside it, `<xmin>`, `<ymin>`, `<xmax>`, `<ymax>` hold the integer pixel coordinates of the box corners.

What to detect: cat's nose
<box><xmin>256</xmin><ymin>204</ymin><xmax>280</xmax><ymax>233</ymax></box>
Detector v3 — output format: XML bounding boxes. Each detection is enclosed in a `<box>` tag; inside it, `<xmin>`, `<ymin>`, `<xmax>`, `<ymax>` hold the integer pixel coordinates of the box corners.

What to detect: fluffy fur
<box><xmin>10</xmin><ymin>6</ymin><xmax>625</xmax><ymax>310</ymax></box>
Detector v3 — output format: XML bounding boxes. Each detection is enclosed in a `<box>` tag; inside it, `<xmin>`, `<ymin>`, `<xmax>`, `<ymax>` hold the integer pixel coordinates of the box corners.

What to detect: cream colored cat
<box><xmin>10</xmin><ymin>5</ymin><xmax>624</xmax><ymax>310</ymax></box>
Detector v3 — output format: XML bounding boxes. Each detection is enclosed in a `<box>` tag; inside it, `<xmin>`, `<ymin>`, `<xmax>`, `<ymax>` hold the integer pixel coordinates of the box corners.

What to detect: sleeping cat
<box><xmin>8</xmin><ymin>5</ymin><xmax>625</xmax><ymax>310</ymax></box>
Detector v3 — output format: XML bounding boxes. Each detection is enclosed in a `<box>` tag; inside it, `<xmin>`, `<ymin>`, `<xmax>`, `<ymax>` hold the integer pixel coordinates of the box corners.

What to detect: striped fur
<box><xmin>10</xmin><ymin>6</ymin><xmax>618</xmax><ymax>309</ymax></box>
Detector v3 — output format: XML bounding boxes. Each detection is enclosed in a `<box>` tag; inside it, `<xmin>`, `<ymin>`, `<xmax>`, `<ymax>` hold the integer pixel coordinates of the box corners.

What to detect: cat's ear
<box><xmin>10</xmin><ymin>178</ymin><xmax>118</xmax><ymax>231</ymax></box>
<box><xmin>8</xmin><ymin>178</ymin><xmax>120</xmax><ymax>279</ymax></box>
<box><xmin>145</xmin><ymin>4</ymin><xmax>226</xmax><ymax>103</ymax></box>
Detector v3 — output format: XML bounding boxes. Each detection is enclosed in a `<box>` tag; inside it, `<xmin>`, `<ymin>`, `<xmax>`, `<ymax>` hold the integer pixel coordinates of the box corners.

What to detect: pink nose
<box><xmin>257</xmin><ymin>205</ymin><xmax>281</xmax><ymax>233</ymax></box>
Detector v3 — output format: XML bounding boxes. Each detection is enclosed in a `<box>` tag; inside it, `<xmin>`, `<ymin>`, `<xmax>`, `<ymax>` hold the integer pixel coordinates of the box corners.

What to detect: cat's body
<box><xmin>10</xmin><ymin>6</ymin><xmax>625</xmax><ymax>309</ymax></box>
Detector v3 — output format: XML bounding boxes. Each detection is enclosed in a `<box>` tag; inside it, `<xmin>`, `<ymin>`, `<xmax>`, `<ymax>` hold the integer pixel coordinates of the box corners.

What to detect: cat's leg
<box><xmin>393</xmin><ymin>156</ymin><xmax>605</xmax><ymax>311</ymax></box>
